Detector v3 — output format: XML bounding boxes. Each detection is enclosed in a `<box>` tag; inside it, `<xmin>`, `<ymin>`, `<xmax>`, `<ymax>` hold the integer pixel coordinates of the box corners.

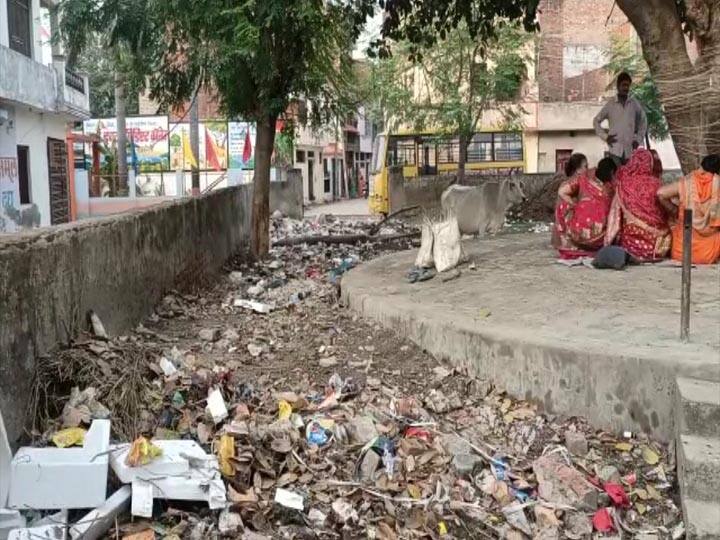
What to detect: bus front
<box><xmin>368</xmin><ymin>134</ymin><xmax>388</xmax><ymax>215</ymax></box>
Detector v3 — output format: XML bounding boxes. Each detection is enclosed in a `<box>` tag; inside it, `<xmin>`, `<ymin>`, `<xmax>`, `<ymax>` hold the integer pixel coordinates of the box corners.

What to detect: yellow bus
<box><xmin>369</xmin><ymin>129</ymin><xmax>526</xmax><ymax>214</ymax></box>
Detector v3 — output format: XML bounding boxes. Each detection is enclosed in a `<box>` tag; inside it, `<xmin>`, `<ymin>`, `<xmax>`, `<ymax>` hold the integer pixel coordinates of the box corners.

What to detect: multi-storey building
<box><xmin>0</xmin><ymin>0</ymin><xmax>90</xmax><ymax>231</ymax></box>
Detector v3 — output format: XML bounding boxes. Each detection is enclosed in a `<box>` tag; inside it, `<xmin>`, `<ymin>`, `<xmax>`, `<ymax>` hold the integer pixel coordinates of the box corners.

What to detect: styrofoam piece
<box><xmin>0</xmin><ymin>509</ymin><xmax>26</xmax><ymax>540</ymax></box>
<box><xmin>0</xmin><ymin>410</ymin><xmax>11</xmax><ymax>507</ymax></box>
<box><xmin>108</xmin><ymin>440</ymin><xmax>226</xmax><ymax>515</ymax></box>
<box><xmin>129</xmin><ymin>471</ymin><xmax>226</xmax><ymax>515</ymax></box>
<box><xmin>158</xmin><ymin>357</ymin><xmax>177</xmax><ymax>377</ymax></box>
<box><xmin>8</xmin><ymin>420</ymin><xmax>110</xmax><ymax>510</ymax></box>
<box><xmin>206</xmin><ymin>389</ymin><xmax>228</xmax><ymax>424</ymax></box>
<box><xmin>29</xmin><ymin>511</ymin><xmax>67</xmax><ymax>529</ymax></box>
<box><xmin>8</xmin><ymin>524</ymin><xmax>66</xmax><ymax>540</ymax></box>
<box><xmin>69</xmin><ymin>486</ymin><xmax>131</xmax><ymax>540</ymax></box>
<box><xmin>130</xmin><ymin>481</ymin><xmax>153</xmax><ymax>518</ymax></box>
<box><xmin>109</xmin><ymin>440</ymin><xmax>213</xmax><ymax>483</ymax></box>
<box><xmin>274</xmin><ymin>488</ymin><xmax>304</xmax><ymax>510</ymax></box>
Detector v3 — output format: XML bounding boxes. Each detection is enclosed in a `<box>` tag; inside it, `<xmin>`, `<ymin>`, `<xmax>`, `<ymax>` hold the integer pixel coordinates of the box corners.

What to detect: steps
<box><xmin>676</xmin><ymin>377</ymin><xmax>720</xmax><ymax>540</ymax></box>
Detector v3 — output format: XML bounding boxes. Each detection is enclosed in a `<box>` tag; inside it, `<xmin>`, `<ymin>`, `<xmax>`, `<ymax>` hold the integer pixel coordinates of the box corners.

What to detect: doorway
<box><xmin>307</xmin><ymin>158</ymin><xmax>315</xmax><ymax>201</ymax></box>
<box><xmin>17</xmin><ymin>145</ymin><xmax>30</xmax><ymax>204</ymax></box>
<box><xmin>47</xmin><ymin>138</ymin><xmax>70</xmax><ymax>225</ymax></box>
<box><xmin>420</xmin><ymin>141</ymin><xmax>437</xmax><ymax>175</ymax></box>
<box><xmin>556</xmin><ymin>149</ymin><xmax>573</xmax><ymax>174</ymax></box>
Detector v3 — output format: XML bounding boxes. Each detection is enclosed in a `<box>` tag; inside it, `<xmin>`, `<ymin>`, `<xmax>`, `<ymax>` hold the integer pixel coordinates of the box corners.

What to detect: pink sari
<box><xmin>605</xmin><ymin>149</ymin><xmax>670</xmax><ymax>261</ymax></box>
<box><xmin>555</xmin><ymin>172</ymin><xmax>614</xmax><ymax>259</ymax></box>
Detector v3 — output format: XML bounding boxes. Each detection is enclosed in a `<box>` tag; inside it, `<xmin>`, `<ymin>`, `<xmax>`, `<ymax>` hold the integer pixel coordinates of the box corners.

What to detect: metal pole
<box><xmin>189</xmin><ymin>96</ymin><xmax>200</xmax><ymax>196</ymax></box>
<box><xmin>680</xmin><ymin>209</ymin><xmax>693</xmax><ymax>342</ymax></box>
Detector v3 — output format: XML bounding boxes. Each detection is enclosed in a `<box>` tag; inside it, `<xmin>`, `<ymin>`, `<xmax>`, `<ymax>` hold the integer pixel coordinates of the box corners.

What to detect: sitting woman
<box><xmin>657</xmin><ymin>154</ymin><xmax>720</xmax><ymax>264</ymax></box>
<box><xmin>555</xmin><ymin>157</ymin><xmax>618</xmax><ymax>259</ymax></box>
<box><xmin>551</xmin><ymin>153</ymin><xmax>588</xmax><ymax>248</ymax></box>
<box><xmin>605</xmin><ymin>149</ymin><xmax>671</xmax><ymax>261</ymax></box>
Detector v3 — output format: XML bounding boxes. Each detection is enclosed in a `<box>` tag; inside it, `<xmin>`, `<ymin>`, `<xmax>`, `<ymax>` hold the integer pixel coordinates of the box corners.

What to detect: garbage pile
<box><xmin>2</xmin><ymin>215</ymin><xmax>683</xmax><ymax>539</ymax></box>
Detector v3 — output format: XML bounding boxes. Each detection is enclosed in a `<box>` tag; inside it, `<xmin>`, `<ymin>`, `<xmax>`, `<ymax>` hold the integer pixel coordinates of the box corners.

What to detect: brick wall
<box><xmin>537</xmin><ymin>0</ymin><xmax>564</xmax><ymax>102</ymax></box>
<box><xmin>138</xmin><ymin>87</ymin><xmax>223</xmax><ymax>121</ymax></box>
<box><xmin>537</xmin><ymin>0</ymin><xmax>634</xmax><ymax>103</ymax></box>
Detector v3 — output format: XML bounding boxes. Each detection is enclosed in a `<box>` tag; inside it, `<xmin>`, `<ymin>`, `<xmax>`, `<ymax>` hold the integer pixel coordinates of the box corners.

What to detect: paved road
<box><xmin>305</xmin><ymin>198</ymin><xmax>371</xmax><ymax>217</ymax></box>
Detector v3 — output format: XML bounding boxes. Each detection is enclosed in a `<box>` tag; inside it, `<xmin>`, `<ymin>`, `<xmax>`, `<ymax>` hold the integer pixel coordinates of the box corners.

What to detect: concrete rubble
<box><xmin>2</xmin><ymin>214</ymin><xmax>686</xmax><ymax>538</ymax></box>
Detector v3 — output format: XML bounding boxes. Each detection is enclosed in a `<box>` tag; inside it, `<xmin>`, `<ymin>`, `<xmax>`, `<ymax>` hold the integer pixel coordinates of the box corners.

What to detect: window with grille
<box><xmin>387</xmin><ymin>138</ymin><xmax>416</xmax><ymax>166</ymax></box>
<box><xmin>437</xmin><ymin>139</ymin><xmax>460</xmax><ymax>164</ymax></box>
<box><xmin>8</xmin><ymin>0</ymin><xmax>32</xmax><ymax>58</ymax></box>
<box><xmin>467</xmin><ymin>133</ymin><xmax>493</xmax><ymax>163</ymax></box>
<box><xmin>493</xmin><ymin>132</ymin><xmax>523</xmax><ymax>161</ymax></box>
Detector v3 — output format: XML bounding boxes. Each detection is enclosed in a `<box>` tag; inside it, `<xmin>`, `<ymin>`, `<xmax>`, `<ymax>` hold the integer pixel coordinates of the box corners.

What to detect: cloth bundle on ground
<box><xmin>414</xmin><ymin>217</ymin><xmax>464</xmax><ymax>273</ymax></box>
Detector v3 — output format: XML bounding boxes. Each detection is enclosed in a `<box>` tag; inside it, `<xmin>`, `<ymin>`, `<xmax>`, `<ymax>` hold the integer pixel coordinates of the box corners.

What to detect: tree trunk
<box><xmin>189</xmin><ymin>95</ymin><xmax>200</xmax><ymax>195</ymax></box>
<box><xmin>617</xmin><ymin>0</ymin><xmax>720</xmax><ymax>172</ymax></box>
<box><xmin>458</xmin><ymin>133</ymin><xmax>468</xmax><ymax>185</ymax></box>
<box><xmin>251</xmin><ymin>114</ymin><xmax>277</xmax><ymax>258</ymax></box>
<box><xmin>114</xmin><ymin>69</ymin><xmax>128</xmax><ymax>193</ymax></box>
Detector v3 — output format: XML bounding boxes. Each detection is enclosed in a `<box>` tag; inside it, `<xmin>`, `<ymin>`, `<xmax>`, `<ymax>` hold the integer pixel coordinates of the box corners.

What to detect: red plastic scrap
<box><xmin>604</xmin><ymin>483</ymin><xmax>631</xmax><ymax>508</ymax></box>
<box><xmin>622</xmin><ymin>472</ymin><xmax>637</xmax><ymax>486</ymax></box>
<box><xmin>592</xmin><ymin>508</ymin><xmax>616</xmax><ymax>532</ymax></box>
<box><xmin>404</xmin><ymin>427</ymin><xmax>431</xmax><ymax>441</ymax></box>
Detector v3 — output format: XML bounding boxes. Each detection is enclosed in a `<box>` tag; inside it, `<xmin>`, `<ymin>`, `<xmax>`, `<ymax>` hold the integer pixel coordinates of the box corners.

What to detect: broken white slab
<box><xmin>68</xmin><ymin>486</ymin><xmax>130</xmax><ymax>540</ymax></box>
<box><xmin>8</xmin><ymin>524</ymin><xmax>66</xmax><ymax>540</ymax></box>
<box><xmin>130</xmin><ymin>481</ymin><xmax>154</xmax><ymax>518</ymax></box>
<box><xmin>0</xmin><ymin>510</ymin><xmax>26</xmax><ymax>540</ymax></box>
<box><xmin>233</xmin><ymin>299</ymin><xmax>272</xmax><ymax>314</ymax></box>
<box><xmin>110</xmin><ymin>440</ymin><xmax>210</xmax><ymax>483</ymax></box>
<box><xmin>8</xmin><ymin>420</ymin><xmax>110</xmax><ymax>510</ymax></box>
<box><xmin>1</xmin><ymin>409</ymin><xmax>11</xmax><ymax>507</ymax></box>
<box><xmin>108</xmin><ymin>440</ymin><xmax>226</xmax><ymax>516</ymax></box>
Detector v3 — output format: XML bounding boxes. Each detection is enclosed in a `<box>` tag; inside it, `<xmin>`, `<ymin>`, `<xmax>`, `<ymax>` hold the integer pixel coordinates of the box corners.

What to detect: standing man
<box><xmin>593</xmin><ymin>72</ymin><xmax>647</xmax><ymax>165</ymax></box>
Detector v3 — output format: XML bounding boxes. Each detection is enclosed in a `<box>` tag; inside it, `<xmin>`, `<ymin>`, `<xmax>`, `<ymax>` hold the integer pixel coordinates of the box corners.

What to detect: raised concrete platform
<box><xmin>342</xmin><ymin>233</ymin><xmax>720</xmax><ymax>440</ymax></box>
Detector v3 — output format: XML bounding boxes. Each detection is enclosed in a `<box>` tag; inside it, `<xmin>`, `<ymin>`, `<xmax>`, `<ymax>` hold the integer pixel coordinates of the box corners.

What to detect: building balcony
<box><xmin>0</xmin><ymin>44</ymin><xmax>90</xmax><ymax>119</ymax></box>
<box><xmin>54</xmin><ymin>59</ymin><xmax>91</xmax><ymax>119</ymax></box>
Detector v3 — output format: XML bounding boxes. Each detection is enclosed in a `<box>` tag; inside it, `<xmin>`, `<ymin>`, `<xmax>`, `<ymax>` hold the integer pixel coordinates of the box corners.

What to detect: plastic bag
<box><xmin>125</xmin><ymin>437</ymin><xmax>163</xmax><ymax>467</ymax></box>
<box><xmin>52</xmin><ymin>427</ymin><xmax>86</xmax><ymax>448</ymax></box>
<box><xmin>218</xmin><ymin>434</ymin><xmax>236</xmax><ymax>477</ymax></box>
<box><xmin>415</xmin><ymin>222</ymin><xmax>435</xmax><ymax>268</ymax></box>
<box><xmin>432</xmin><ymin>218</ymin><xmax>462</xmax><ymax>273</ymax></box>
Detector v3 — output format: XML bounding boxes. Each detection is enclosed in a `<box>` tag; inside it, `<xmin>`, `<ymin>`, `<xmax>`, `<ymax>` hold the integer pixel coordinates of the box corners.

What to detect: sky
<box><xmin>353</xmin><ymin>9</ymin><xmax>384</xmax><ymax>60</ymax></box>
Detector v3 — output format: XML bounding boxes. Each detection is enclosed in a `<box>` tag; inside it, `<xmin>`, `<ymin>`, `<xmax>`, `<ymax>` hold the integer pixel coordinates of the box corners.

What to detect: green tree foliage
<box><xmin>371</xmin><ymin>0</ymin><xmax>539</xmax><ymax>59</ymax></box>
<box><xmin>148</xmin><ymin>0</ymin><xmax>372</xmax><ymax>256</ymax></box>
<box><xmin>365</xmin><ymin>23</ymin><xmax>528</xmax><ymax>181</ymax></box>
<box><xmin>58</xmin><ymin>0</ymin><xmax>160</xmax><ymax>184</ymax></box>
<box><xmin>605</xmin><ymin>35</ymin><xmax>669</xmax><ymax>141</ymax></box>
<box><xmin>75</xmin><ymin>35</ymin><xmax>140</xmax><ymax>118</ymax></box>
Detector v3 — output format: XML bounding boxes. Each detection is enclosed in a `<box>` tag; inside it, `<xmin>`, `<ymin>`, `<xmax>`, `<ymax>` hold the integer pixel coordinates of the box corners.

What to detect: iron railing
<box><xmin>65</xmin><ymin>67</ymin><xmax>85</xmax><ymax>94</ymax></box>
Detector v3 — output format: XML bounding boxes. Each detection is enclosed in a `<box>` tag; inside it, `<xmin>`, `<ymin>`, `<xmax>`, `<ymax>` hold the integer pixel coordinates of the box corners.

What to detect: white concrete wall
<box><xmin>14</xmin><ymin>108</ymin><xmax>67</xmax><ymax>226</ymax></box>
<box><xmin>0</xmin><ymin>0</ymin><xmax>9</xmax><ymax>48</ymax></box>
<box><xmin>533</xmin><ymin>130</ymin><xmax>681</xmax><ymax>174</ymax></box>
<box><xmin>0</xmin><ymin>106</ymin><xmax>16</xmax><ymax>157</ymax></box>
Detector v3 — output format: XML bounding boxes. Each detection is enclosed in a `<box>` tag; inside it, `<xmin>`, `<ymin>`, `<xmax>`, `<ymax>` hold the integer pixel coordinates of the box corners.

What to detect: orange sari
<box><xmin>671</xmin><ymin>170</ymin><xmax>720</xmax><ymax>264</ymax></box>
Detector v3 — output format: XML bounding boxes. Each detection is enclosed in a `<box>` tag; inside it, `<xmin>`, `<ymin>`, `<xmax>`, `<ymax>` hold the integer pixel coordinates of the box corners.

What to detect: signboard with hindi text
<box><xmin>83</xmin><ymin>116</ymin><xmax>170</xmax><ymax>171</ymax></box>
<box><xmin>0</xmin><ymin>157</ymin><xmax>20</xmax><ymax>233</ymax></box>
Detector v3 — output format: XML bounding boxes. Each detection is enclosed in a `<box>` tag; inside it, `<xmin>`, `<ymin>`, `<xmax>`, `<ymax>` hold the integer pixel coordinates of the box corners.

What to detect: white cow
<box><xmin>440</xmin><ymin>179</ymin><xmax>526</xmax><ymax>236</ymax></box>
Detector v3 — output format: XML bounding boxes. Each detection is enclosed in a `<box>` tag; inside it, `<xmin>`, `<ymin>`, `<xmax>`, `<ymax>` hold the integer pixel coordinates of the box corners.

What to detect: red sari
<box><xmin>555</xmin><ymin>172</ymin><xmax>614</xmax><ymax>259</ymax></box>
<box><xmin>605</xmin><ymin>149</ymin><xmax>670</xmax><ymax>261</ymax></box>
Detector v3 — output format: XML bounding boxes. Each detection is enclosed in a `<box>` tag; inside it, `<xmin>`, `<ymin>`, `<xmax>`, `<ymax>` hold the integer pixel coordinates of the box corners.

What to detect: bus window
<box><xmin>387</xmin><ymin>137</ymin><xmax>416</xmax><ymax>166</ymax></box>
<box><xmin>371</xmin><ymin>135</ymin><xmax>387</xmax><ymax>174</ymax></box>
<box><xmin>467</xmin><ymin>133</ymin><xmax>493</xmax><ymax>162</ymax></box>
<box><xmin>437</xmin><ymin>139</ymin><xmax>459</xmax><ymax>164</ymax></box>
<box><xmin>494</xmin><ymin>132</ymin><xmax>523</xmax><ymax>161</ymax></box>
